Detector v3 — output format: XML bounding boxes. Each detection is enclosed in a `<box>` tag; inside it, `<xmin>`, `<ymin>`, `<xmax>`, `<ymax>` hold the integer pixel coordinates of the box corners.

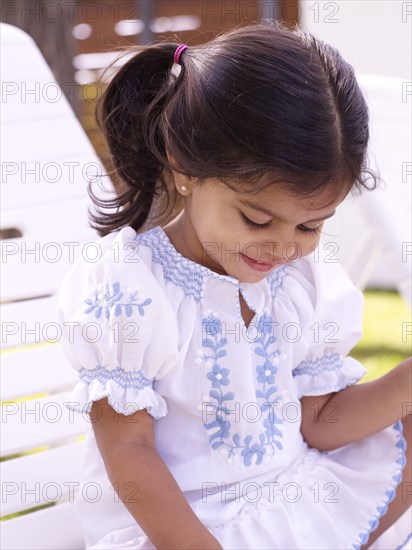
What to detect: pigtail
<box><xmin>88</xmin><ymin>43</ymin><xmax>181</xmax><ymax>236</ymax></box>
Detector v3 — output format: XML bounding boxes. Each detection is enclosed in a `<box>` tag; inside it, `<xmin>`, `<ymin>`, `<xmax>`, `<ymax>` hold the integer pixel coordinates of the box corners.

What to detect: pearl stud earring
<box><xmin>181</xmin><ymin>185</ymin><xmax>188</xmax><ymax>192</ymax></box>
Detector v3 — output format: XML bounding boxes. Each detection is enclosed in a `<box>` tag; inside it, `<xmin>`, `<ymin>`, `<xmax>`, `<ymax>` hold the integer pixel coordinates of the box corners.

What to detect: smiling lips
<box><xmin>240</xmin><ymin>252</ymin><xmax>284</xmax><ymax>272</ymax></box>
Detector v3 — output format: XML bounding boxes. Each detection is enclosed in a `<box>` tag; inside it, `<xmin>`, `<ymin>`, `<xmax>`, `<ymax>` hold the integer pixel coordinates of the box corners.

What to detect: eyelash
<box><xmin>239</xmin><ymin>212</ymin><xmax>320</xmax><ymax>235</ymax></box>
<box><xmin>240</xmin><ymin>212</ymin><xmax>271</xmax><ymax>230</ymax></box>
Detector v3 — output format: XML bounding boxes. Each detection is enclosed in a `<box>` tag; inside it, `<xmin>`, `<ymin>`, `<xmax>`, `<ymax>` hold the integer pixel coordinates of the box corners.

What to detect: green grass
<box><xmin>352</xmin><ymin>290</ymin><xmax>411</xmax><ymax>383</ymax></box>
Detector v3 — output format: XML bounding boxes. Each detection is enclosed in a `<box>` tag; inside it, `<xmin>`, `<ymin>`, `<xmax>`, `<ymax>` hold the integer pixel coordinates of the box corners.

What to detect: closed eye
<box><xmin>297</xmin><ymin>225</ymin><xmax>321</xmax><ymax>236</ymax></box>
<box><xmin>239</xmin><ymin>212</ymin><xmax>271</xmax><ymax>230</ymax></box>
<box><xmin>240</xmin><ymin>212</ymin><xmax>321</xmax><ymax>235</ymax></box>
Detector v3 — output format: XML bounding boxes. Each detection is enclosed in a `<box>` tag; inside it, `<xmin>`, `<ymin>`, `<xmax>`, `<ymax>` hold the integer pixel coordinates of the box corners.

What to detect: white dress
<box><xmin>57</xmin><ymin>225</ymin><xmax>408</xmax><ymax>550</ymax></box>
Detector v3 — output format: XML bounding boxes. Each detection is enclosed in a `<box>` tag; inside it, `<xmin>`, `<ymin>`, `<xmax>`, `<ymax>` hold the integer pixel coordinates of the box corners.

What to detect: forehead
<box><xmin>216</xmin><ymin>179</ymin><xmax>346</xmax><ymax>214</ymax></box>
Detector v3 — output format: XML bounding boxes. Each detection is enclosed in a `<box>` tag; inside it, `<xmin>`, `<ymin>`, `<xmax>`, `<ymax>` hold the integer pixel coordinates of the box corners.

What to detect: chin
<box><xmin>236</xmin><ymin>271</ymin><xmax>269</xmax><ymax>284</ymax></box>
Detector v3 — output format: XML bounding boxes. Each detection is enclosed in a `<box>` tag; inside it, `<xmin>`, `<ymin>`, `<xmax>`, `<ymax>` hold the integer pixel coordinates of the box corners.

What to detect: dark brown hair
<box><xmin>90</xmin><ymin>21</ymin><xmax>379</xmax><ymax>236</ymax></box>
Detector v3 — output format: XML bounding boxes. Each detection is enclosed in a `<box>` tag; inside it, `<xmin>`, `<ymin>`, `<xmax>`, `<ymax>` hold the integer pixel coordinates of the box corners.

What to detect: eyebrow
<box><xmin>238</xmin><ymin>198</ymin><xmax>336</xmax><ymax>223</ymax></box>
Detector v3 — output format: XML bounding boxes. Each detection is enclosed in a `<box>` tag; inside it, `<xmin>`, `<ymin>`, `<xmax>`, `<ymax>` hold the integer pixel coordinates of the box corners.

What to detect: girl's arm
<box><xmin>300</xmin><ymin>357</ymin><xmax>411</xmax><ymax>451</ymax></box>
<box><xmin>90</xmin><ymin>397</ymin><xmax>223</xmax><ymax>550</ymax></box>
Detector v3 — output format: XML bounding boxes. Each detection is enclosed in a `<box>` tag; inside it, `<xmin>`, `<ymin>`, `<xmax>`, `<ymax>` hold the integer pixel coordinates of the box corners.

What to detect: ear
<box><xmin>166</xmin><ymin>151</ymin><xmax>195</xmax><ymax>196</ymax></box>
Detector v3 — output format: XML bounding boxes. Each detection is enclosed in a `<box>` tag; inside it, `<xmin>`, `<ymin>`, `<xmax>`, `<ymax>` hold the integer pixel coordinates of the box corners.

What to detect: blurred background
<box><xmin>1</xmin><ymin>0</ymin><xmax>411</xmax><ymax>379</ymax></box>
<box><xmin>2</xmin><ymin>1</ymin><xmax>410</xmax><ymax>155</ymax></box>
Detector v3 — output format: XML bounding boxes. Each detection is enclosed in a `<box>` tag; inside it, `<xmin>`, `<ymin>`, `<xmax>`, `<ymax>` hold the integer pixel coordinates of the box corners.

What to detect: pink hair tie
<box><xmin>174</xmin><ymin>44</ymin><xmax>188</xmax><ymax>65</ymax></box>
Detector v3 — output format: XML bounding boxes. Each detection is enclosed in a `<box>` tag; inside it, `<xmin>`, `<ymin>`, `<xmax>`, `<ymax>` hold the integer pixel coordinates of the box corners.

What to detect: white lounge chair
<box><xmin>1</xmin><ymin>22</ymin><xmax>105</xmax><ymax>549</ymax></box>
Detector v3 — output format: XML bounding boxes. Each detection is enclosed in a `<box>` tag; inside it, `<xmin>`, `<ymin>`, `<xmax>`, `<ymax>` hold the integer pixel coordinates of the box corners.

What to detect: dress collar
<box><xmin>134</xmin><ymin>225</ymin><xmax>287</xmax><ymax>303</ymax></box>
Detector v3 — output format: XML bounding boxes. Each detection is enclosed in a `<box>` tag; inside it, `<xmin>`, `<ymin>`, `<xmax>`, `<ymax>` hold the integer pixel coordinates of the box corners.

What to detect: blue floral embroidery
<box><xmin>257</xmin><ymin>363</ymin><xmax>276</xmax><ymax>384</ymax></box>
<box><xmin>84</xmin><ymin>281</ymin><xmax>152</xmax><ymax>319</ymax></box>
<box><xmin>207</xmin><ymin>365</ymin><xmax>230</xmax><ymax>388</ymax></box>
<box><xmin>201</xmin><ymin>313</ymin><xmax>284</xmax><ymax>467</ymax></box>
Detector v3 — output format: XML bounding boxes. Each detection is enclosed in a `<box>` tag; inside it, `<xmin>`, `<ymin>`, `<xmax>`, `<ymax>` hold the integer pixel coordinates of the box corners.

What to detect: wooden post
<box><xmin>138</xmin><ymin>0</ymin><xmax>154</xmax><ymax>44</ymax></box>
<box><xmin>0</xmin><ymin>0</ymin><xmax>80</xmax><ymax>116</ymax></box>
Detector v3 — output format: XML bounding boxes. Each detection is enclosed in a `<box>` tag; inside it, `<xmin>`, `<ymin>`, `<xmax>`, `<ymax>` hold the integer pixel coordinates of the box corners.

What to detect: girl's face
<box><xmin>170</xmin><ymin>177</ymin><xmax>344</xmax><ymax>284</ymax></box>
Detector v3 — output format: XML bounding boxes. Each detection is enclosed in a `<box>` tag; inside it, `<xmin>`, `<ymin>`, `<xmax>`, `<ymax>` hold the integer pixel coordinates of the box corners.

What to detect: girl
<box><xmin>58</xmin><ymin>21</ymin><xmax>411</xmax><ymax>550</ymax></box>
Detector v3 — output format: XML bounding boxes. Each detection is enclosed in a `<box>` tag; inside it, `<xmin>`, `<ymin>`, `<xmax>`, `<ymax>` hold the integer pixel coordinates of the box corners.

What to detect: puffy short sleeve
<box><xmin>287</xmin><ymin>250</ymin><xmax>367</xmax><ymax>398</ymax></box>
<box><xmin>57</xmin><ymin>227</ymin><xmax>180</xmax><ymax>419</ymax></box>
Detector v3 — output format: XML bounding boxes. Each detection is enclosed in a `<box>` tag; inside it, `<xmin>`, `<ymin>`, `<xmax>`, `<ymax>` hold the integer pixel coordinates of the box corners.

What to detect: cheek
<box><xmin>298</xmin><ymin>236</ymin><xmax>320</xmax><ymax>258</ymax></box>
<box><xmin>267</xmin><ymin>234</ymin><xmax>319</xmax><ymax>261</ymax></box>
<box><xmin>188</xmin><ymin>198</ymin><xmax>231</xmax><ymax>245</ymax></box>
<box><xmin>197</xmin><ymin>213</ymin><xmax>248</xmax><ymax>263</ymax></box>
<box><xmin>192</xmin><ymin>199</ymin><xmax>239</xmax><ymax>236</ymax></box>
